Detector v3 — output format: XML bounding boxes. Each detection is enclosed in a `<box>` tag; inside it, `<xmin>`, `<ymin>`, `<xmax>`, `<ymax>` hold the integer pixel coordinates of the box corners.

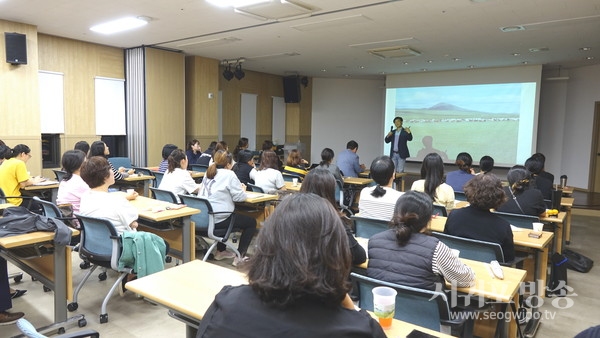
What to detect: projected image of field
<box><xmin>398</xmin><ymin>107</ymin><xmax>519</xmax><ymax>164</ymax></box>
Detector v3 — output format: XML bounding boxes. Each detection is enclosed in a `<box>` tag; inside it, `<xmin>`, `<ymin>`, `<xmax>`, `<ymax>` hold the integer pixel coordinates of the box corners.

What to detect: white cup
<box><xmin>451</xmin><ymin>249</ymin><xmax>460</xmax><ymax>257</ymax></box>
<box><xmin>127</xmin><ymin>189</ymin><xmax>135</xmax><ymax>195</ymax></box>
<box><xmin>292</xmin><ymin>178</ymin><xmax>298</xmax><ymax>186</ymax></box>
<box><xmin>372</xmin><ymin>286</ymin><xmax>396</xmax><ymax>329</ymax></box>
<box><xmin>532</xmin><ymin>222</ymin><xmax>543</xmax><ymax>232</ymax></box>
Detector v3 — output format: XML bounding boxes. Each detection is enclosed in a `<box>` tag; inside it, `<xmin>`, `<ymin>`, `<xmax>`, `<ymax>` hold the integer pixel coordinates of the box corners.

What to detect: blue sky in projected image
<box><xmin>396</xmin><ymin>83</ymin><xmax>524</xmax><ymax>114</ymax></box>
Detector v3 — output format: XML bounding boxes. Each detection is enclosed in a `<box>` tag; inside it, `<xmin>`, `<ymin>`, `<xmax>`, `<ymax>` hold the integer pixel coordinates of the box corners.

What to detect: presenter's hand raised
<box><xmin>404</xmin><ymin>126</ymin><xmax>411</xmax><ymax>133</ymax></box>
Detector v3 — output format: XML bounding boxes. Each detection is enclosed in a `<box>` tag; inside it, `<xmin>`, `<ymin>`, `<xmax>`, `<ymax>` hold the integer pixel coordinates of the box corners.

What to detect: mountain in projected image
<box><xmin>397</xmin><ymin>104</ymin><xmax>518</xmax><ymax>121</ymax></box>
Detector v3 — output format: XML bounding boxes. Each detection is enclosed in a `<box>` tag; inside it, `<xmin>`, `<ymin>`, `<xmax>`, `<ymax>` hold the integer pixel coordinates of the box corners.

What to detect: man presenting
<box><xmin>384</xmin><ymin>116</ymin><xmax>412</xmax><ymax>172</ymax></box>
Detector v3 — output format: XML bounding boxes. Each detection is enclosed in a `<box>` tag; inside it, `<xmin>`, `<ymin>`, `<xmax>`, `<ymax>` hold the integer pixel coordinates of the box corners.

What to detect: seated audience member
<box><xmin>0</xmin><ymin>144</ymin><xmax>45</xmax><ymax>206</ymax></box>
<box><xmin>196</xmin><ymin>193</ymin><xmax>385</xmax><ymax>338</ymax></box>
<box><xmin>79</xmin><ymin>156</ymin><xmax>139</xmax><ymax>235</ymax></box>
<box><xmin>158</xmin><ymin>144</ymin><xmax>178</xmax><ymax>173</ymax></box>
<box><xmin>185</xmin><ymin>139</ymin><xmax>202</xmax><ymax>169</ymax></box>
<box><xmin>73</xmin><ymin>141</ymin><xmax>90</xmax><ymax>155</ymax></box>
<box><xmin>336</xmin><ymin>140</ymin><xmax>366</xmax><ymax>177</ymax></box>
<box><xmin>300</xmin><ymin>169</ymin><xmax>366</xmax><ymax>265</ymax></box>
<box><xmin>0</xmin><ymin>142</ymin><xmax>11</xmax><ymax>164</ymax></box>
<box><xmin>478</xmin><ymin>155</ymin><xmax>494</xmax><ymax>174</ymax></box>
<box><xmin>358</xmin><ymin>156</ymin><xmax>403</xmax><ymax>221</ymax></box>
<box><xmin>525</xmin><ymin>156</ymin><xmax>553</xmax><ymax>200</ymax></box>
<box><xmin>260</xmin><ymin>140</ymin><xmax>283</xmax><ymax>170</ymax></box>
<box><xmin>232</xmin><ymin>149</ymin><xmax>255</xmax><ymax>188</ymax></box>
<box><xmin>497</xmin><ymin>166</ymin><xmax>547</xmax><ymax>218</ymax></box>
<box><xmin>250</xmin><ymin>150</ymin><xmax>285</xmax><ymax>194</ymax></box>
<box><xmin>445</xmin><ymin>152</ymin><xmax>475</xmax><ymax>191</ymax></box>
<box><xmin>368</xmin><ymin>191</ymin><xmax>474</xmax><ymax>290</ymax></box>
<box><xmin>445</xmin><ymin>173</ymin><xmax>515</xmax><ymax>262</ymax></box>
<box><xmin>317</xmin><ymin>147</ymin><xmax>343</xmax><ymax>183</ymax></box>
<box><xmin>197</xmin><ymin>141</ymin><xmax>217</xmax><ymax>166</ymax></box>
<box><xmin>282</xmin><ymin>149</ymin><xmax>309</xmax><ymax>179</ymax></box>
<box><xmin>232</xmin><ymin>137</ymin><xmax>249</xmax><ymax>162</ymax></box>
<box><xmin>411</xmin><ymin>153</ymin><xmax>455</xmax><ymax>212</ymax></box>
<box><xmin>158</xmin><ymin>149</ymin><xmax>201</xmax><ymax>203</ymax></box>
<box><xmin>89</xmin><ymin>141</ymin><xmax>134</xmax><ymax>180</ymax></box>
<box><xmin>198</xmin><ymin>150</ymin><xmax>257</xmax><ymax>266</ymax></box>
<box><xmin>531</xmin><ymin>152</ymin><xmax>554</xmax><ymax>184</ymax></box>
<box><xmin>56</xmin><ymin>150</ymin><xmax>90</xmax><ymax>217</ymax></box>
<box><xmin>208</xmin><ymin>141</ymin><xmax>230</xmax><ymax>167</ymax></box>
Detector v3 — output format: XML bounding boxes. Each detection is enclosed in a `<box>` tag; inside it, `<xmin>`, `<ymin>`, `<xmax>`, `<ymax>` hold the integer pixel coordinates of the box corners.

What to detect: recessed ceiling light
<box><xmin>206</xmin><ymin>0</ymin><xmax>269</xmax><ymax>8</ymax></box>
<box><xmin>529</xmin><ymin>47</ymin><xmax>549</xmax><ymax>53</ymax></box>
<box><xmin>403</xmin><ymin>62</ymin><xmax>409</xmax><ymax>65</ymax></box>
<box><xmin>580</xmin><ymin>47</ymin><xmax>592</xmax><ymax>51</ymax></box>
<box><xmin>427</xmin><ymin>60</ymin><xmax>433</xmax><ymax>63</ymax></box>
<box><xmin>90</xmin><ymin>17</ymin><xmax>149</xmax><ymax>34</ymax></box>
<box><xmin>379</xmin><ymin>71</ymin><xmax>386</xmax><ymax>75</ymax></box>
<box><xmin>522</xmin><ymin>61</ymin><xmax>529</xmax><ymax>64</ymax></box>
<box><xmin>452</xmin><ymin>58</ymin><xmax>461</xmax><ymax>62</ymax></box>
<box><xmin>468</xmin><ymin>65</ymin><xmax>475</xmax><ymax>69</ymax></box>
<box><xmin>512</xmin><ymin>53</ymin><xmax>521</xmax><ymax>56</ymax></box>
<box><xmin>421</xmin><ymin>68</ymin><xmax>427</xmax><ymax>72</ymax></box>
<box><xmin>586</xmin><ymin>56</ymin><xmax>595</xmax><ymax>60</ymax></box>
<box><xmin>358</xmin><ymin>66</ymin><xmax>365</xmax><ymax>69</ymax></box>
<box><xmin>500</xmin><ymin>25</ymin><xmax>525</xmax><ymax>32</ymax></box>
<box><xmin>320</xmin><ymin>69</ymin><xmax>327</xmax><ymax>72</ymax></box>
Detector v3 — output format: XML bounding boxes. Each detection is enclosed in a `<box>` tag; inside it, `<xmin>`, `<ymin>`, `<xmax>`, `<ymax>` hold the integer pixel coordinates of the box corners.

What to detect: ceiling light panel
<box><xmin>292</xmin><ymin>14</ymin><xmax>372</xmax><ymax>31</ymax></box>
<box><xmin>90</xmin><ymin>17</ymin><xmax>148</xmax><ymax>34</ymax></box>
<box><xmin>235</xmin><ymin>0</ymin><xmax>313</xmax><ymax>20</ymax></box>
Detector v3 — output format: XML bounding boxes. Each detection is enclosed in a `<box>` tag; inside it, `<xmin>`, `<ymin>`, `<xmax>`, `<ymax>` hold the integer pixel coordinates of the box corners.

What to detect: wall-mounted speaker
<box><xmin>5</xmin><ymin>32</ymin><xmax>27</xmax><ymax>65</ymax></box>
<box><xmin>283</xmin><ymin>76</ymin><xmax>301</xmax><ymax>103</ymax></box>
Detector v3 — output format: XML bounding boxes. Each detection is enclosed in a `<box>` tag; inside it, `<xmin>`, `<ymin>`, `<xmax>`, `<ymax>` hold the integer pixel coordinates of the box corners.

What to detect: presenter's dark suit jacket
<box><xmin>385</xmin><ymin>129</ymin><xmax>413</xmax><ymax>159</ymax></box>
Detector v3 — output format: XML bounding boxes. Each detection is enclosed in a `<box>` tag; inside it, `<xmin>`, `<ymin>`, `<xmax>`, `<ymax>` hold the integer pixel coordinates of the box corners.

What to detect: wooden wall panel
<box><xmin>185</xmin><ymin>56</ymin><xmax>219</xmax><ymax>149</ymax></box>
<box><xmin>145</xmin><ymin>47</ymin><xmax>185</xmax><ymax>166</ymax></box>
<box><xmin>0</xmin><ymin>20</ymin><xmax>42</xmax><ymax>173</ymax></box>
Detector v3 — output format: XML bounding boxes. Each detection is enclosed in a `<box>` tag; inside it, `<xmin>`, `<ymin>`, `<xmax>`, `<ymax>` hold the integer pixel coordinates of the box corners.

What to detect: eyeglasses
<box><xmin>25</xmin><ymin>153</ymin><xmax>32</xmax><ymax>158</ymax></box>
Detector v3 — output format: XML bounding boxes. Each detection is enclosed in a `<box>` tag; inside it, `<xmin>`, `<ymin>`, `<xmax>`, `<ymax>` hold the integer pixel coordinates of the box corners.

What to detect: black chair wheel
<box><xmin>165</xmin><ymin>256</ymin><xmax>172</xmax><ymax>263</ymax></box>
<box><xmin>14</xmin><ymin>275</ymin><xmax>23</xmax><ymax>283</ymax></box>
<box><xmin>78</xmin><ymin>318</ymin><xmax>87</xmax><ymax>327</ymax></box>
<box><xmin>80</xmin><ymin>261</ymin><xmax>91</xmax><ymax>269</ymax></box>
<box><xmin>100</xmin><ymin>314</ymin><xmax>108</xmax><ymax>324</ymax></box>
<box><xmin>57</xmin><ymin>327</ymin><xmax>65</xmax><ymax>334</ymax></box>
<box><xmin>43</xmin><ymin>285</ymin><xmax>51</xmax><ymax>292</ymax></box>
<box><xmin>67</xmin><ymin>302</ymin><xmax>78</xmax><ymax>312</ymax></box>
<box><xmin>98</xmin><ymin>272</ymin><xmax>107</xmax><ymax>281</ymax></box>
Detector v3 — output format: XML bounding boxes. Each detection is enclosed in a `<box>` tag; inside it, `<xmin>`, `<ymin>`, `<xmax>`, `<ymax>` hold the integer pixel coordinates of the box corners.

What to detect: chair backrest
<box><xmin>334</xmin><ymin>179</ymin><xmax>343</xmax><ymax>205</ymax></box>
<box><xmin>190</xmin><ymin>164</ymin><xmax>209</xmax><ymax>173</ymax></box>
<box><xmin>454</xmin><ymin>191</ymin><xmax>467</xmax><ymax>201</ymax></box>
<box><xmin>431</xmin><ymin>231</ymin><xmax>504</xmax><ymax>263</ymax></box>
<box><xmin>33</xmin><ymin>196</ymin><xmax>62</xmax><ymax>218</ymax></box>
<box><xmin>107</xmin><ymin>157</ymin><xmax>133</xmax><ymax>169</ymax></box>
<box><xmin>247</xmin><ymin>183</ymin><xmax>264</xmax><ymax>193</ymax></box>
<box><xmin>52</xmin><ymin>169</ymin><xmax>67</xmax><ymax>182</ymax></box>
<box><xmin>152</xmin><ymin>171</ymin><xmax>164</xmax><ymax>188</ymax></box>
<box><xmin>282</xmin><ymin>173</ymin><xmax>302</xmax><ymax>183</ymax></box>
<box><xmin>351</xmin><ymin>215</ymin><xmax>389</xmax><ymax>239</ymax></box>
<box><xmin>350</xmin><ymin>272</ymin><xmax>451</xmax><ymax>332</ymax></box>
<box><xmin>543</xmin><ymin>199</ymin><xmax>553</xmax><ymax>209</ymax></box>
<box><xmin>432</xmin><ymin>204</ymin><xmax>448</xmax><ymax>217</ymax></box>
<box><xmin>492</xmin><ymin>211</ymin><xmax>539</xmax><ymax>229</ymax></box>
<box><xmin>178</xmin><ymin>194</ymin><xmax>212</xmax><ymax>233</ymax></box>
<box><xmin>75</xmin><ymin>214</ymin><xmax>119</xmax><ymax>265</ymax></box>
<box><xmin>132</xmin><ymin>166</ymin><xmax>153</xmax><ymax>176</ymax></box>
<box><xmin>149</xmin><ymin>187</ymin><xmax>178</xmax><ymax>204</ymax></box>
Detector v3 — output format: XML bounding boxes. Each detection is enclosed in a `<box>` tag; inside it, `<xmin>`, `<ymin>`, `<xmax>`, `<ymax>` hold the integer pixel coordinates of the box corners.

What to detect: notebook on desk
<box><xmin>33</xmin><ymin>180</ymin><xmax>59</xmax><ymax>186</ymax></box>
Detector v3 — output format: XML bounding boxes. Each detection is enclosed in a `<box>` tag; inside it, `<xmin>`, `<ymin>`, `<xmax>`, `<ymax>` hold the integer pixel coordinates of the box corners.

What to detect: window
<box><xmin>42</xmin><ymin>134</ymin><xmax>61</xmax><ymax>168</ymax></box>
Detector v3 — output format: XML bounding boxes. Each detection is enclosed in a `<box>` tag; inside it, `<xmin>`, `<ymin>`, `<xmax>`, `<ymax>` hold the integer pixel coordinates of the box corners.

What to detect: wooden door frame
<box><xmin>589</xmin><ymin>102</ymin><xmax>600</xmax><ymax>192</ymax></box>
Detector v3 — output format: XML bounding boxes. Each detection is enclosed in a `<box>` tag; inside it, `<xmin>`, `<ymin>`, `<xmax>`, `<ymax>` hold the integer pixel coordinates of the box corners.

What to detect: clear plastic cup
<box><xmin>372</xmin><ymin>286</ymin><xmax>396</xmax><ymax>329</ymax></box>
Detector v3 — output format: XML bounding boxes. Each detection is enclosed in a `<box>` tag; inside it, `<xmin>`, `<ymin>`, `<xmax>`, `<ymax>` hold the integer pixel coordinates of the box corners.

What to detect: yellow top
<box><xmin>0</xmin><ymin>158</ymin><xmax>29</xmax><ymax>205</ymax></box>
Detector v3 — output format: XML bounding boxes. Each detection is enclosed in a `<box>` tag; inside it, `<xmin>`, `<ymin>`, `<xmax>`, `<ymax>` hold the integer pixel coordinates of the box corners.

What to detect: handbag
<box><xmin>563</xmin><ymin>249</ymin><xmax>594</xmax><ymax>273</ymax></box>
<box><xmin>57</xmin><ymin>203</ymin><xmax>77</xmax><ymax>228</ymax></box>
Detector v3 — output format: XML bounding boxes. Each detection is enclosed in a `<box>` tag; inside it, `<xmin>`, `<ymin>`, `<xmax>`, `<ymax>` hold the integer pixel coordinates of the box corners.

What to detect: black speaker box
<box><xmin>283</xmin><ymin>76</ymin><xmax>301</xmax><ymax>103</ymax></box>
<box><xmin>5</xmin><ymin>32</ymin><xmax>27</xmax><ymax>65</ymax></box>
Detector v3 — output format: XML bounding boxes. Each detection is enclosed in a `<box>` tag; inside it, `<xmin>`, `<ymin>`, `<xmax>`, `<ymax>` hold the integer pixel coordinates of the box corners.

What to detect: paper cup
<box><xmin>451</xmin><ymin>249</ymin><xmax>460</xmax><ymax>257</ymax></box>
<box><xmin>292</xmin><ymin>178</ymin><xmax>298</xmax><ymax>186</ymax></box>
<box><xmin>532</xmin><ymin>222</ymin><xmax>543</xmax><ymax>232</ymax></box>
<box><xmin>372</xmin><ymin>286</ymin><xmax>396</xmax><ymax>329</ymax></box>
<box><xmin>127</xmin><ymin>189</ymin><xmax>135</xmax><ymax>195</ymax></box>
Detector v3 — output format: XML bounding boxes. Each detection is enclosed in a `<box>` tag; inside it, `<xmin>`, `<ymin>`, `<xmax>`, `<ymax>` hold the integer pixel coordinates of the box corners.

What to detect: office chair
<box><xmin>247</xmin><ymin>183</ymin><xmax>264</xmax><ymax>193</ymax></box>
<box><xmin>351</xmin><ymin>215</ymin><xmax>389</xmax><ymax>239</ymax></box>
<box><xmin>492</xmin><ymin>211</ymin><xmax>539</xmax><ymax>230</ymax></box>
<box><xmin>350</xmin><ymin>272</ymin><xmax>472</xmax><ymax>335</ymax></box>
<box><xmin>190</xmin><ymin>164</ymin><xmax>209</xmax><ymax>173</ymax></box>
<box><xmin>107</xmin><ymin>157</ymin><xmax>133</xmax><ymax>170</ymax></box>
<box><xmin>282</xmin><ymin>173</ymin><xmax>302</xmax><ymax>183</ymax></box>
<box><xmin>52</xmin><ymin>169</ymin><xmax>67</xmax><ymax>182</ymax></box>
<box><xmin>178</xmin><ymin>194</ymin><xmax>241</xmax><ymax>262</ymax></box>
<box><xmin>335</xmin><ymin>179</ymin><xmax>354</xmax><ymax>216</ymax></box>
<box><xmin>454</xmin><ymin>191</ymin><xmax>467</xmax><ymax>201</ymax></box>
<box><xmin>149</xmin><ymin>187</ymin><xmax>179</xmax><ymax>204</ymax></box>
<box><xmin>131</xmin><ymin>167</ymin><xmax>156</xmax><ymax>187</ymax></box>
<box><xmin>151</xmin><ymin>171</ymin><xmax>164</xmax><ymax>188</ymax></box>
<box><xmin>68</xmin><ymin>214</ymin><xmax>133</xmax><ymax>324</ymax></box>
<box><xmin>431</xmin><ymin>232</ymin><xmax>504</xmax><ymax>264</ymax></box>
<box><xmin>16</xmin><ymin>318</ymin><xmax>99</xmax><ymax>338</ymax></box>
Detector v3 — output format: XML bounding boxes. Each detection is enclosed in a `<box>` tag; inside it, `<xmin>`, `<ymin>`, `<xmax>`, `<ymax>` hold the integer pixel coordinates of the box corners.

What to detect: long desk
<box><xmin>128</xmin><ymin>195</ymin><xmax>200</xmax><ymax>262</ymax></box>
<box><xmin>359</xmin><ymin>170</ymin><xmax>416</xmax><ymax>191</ymax></box>
<box><xmin>343</xmin><ymin>176</ymin><xmax>374</xmax><ymax>186</ymax></box>
<box><xmin>283</xmin><ymin>181</ymin><xmax>301</xmax><ymax>191</ymax></box>
<box><xmin>127</xmin><ymin>260</ymin><xmax>452</xmax><ymax>338</ymax></box>
<box><xmin>22</xmin><ymin>182</ymin><xmax>60</xmax><ymax>203</ymax></box>
<box><xmin>0</xmin><ymin>229</ymin><xmax>85</xmax><ymax>335</ymax></box>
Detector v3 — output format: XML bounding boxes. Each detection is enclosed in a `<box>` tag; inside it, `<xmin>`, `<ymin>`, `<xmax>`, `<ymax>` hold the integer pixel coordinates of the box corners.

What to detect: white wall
<box><xmin>311</xmin><ymin>78</ymin><xmax>385</xmax><ymax>167</ymax></box>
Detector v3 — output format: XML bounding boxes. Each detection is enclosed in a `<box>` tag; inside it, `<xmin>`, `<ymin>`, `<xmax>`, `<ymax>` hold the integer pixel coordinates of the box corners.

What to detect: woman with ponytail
<box><xmin>316</xmin><ymin>147</ymin><xmax>343</xmax><ymax>183</ymax></box>
<box><xmin>56</xmin><ymin>150</ymin><xmax>90</xmax><ymax>216</ymax></box>
<box><xmin>358</xmin><ymin>156</ymin><xmax>403</xmax><ymax>221</ymax></box>
<box><xmin>198</xmin><ymin>150</ymin><xmax>257</xmax><ymax>266</ymax></box>
<box><xmin>0</xmin><ymin>144</ymin><xmax>45</xmax><ymax>206</ymax></box>
<box><xmin>446</xmin><ymin>152</ymin><xmax>475</xmax><ymax>192</ymax></box>
<box><xmin>367</xmin><ymin>191</ymin><xmax>474</xmax><ymax>290</ymax></box>
<box><xmin>497</xmin><ymin>165</ymin><xmax>547</xmax><ymax>217</ymax></box>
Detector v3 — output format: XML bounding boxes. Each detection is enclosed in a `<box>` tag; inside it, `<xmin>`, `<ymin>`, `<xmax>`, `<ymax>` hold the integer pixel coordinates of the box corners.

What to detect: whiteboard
<box><xmin>38</xmin><ymin>71</ymin><xmax>64</xmax><ymax>133</ymax></box>
<box><xmin>95</xmin><ymin>77</ymin><xmax>126</xmax><ymax>135</ymax></box>
<box><xmin>272</xmin><ymin>96</ymin><xmax>285</xmax><ymax>146</ymax></box>
<box><xmin>240</xmin><ymin>93</ymin><xmax>257</xmax><ymax>150</ymax></box>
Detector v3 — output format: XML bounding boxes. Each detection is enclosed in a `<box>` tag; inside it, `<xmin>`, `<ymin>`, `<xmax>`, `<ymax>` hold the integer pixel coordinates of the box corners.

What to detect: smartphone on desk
<box><xmin>406</xmin><ymin>329</ymin><xmax>437</xmax><ymax>338</ymax></box>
